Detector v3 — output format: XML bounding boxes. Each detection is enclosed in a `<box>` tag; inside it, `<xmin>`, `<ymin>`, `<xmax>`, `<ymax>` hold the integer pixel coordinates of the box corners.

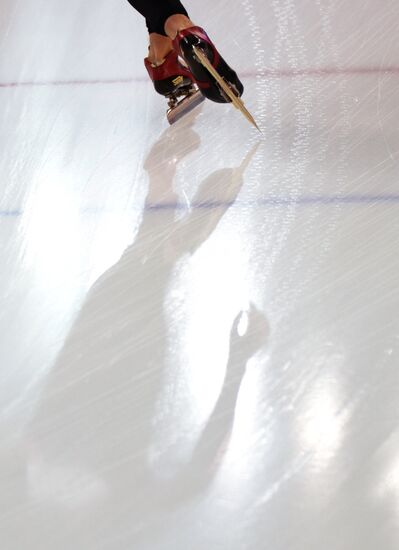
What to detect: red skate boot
<box><xmin>172</xmin><ymin>27</ymin><xmax>259</xmax><ymax>129</ymax></box>
<box><xmin>172</xmin><ymin>27</ymin><xmax>244</xmax><ymax>103</ymax></box>
<box><xmin>144</xmin><ymin>49</ymin><xmax>204</xmax><ymax>124</ymax></box>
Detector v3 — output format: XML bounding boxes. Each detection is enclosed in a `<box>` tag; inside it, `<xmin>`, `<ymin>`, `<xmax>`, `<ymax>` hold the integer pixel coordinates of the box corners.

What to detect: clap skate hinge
<box><xmin>167</xmin><ymin>86</ymin><xmax>205</xmax><ymax>124</ymax></box>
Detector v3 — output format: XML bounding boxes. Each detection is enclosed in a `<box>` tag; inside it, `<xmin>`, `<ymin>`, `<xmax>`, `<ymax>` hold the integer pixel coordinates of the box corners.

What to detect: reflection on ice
<box><xmin>2</xmin><ymin>0</ymin><xmax>399</xmax><ymax>547</ymax></box>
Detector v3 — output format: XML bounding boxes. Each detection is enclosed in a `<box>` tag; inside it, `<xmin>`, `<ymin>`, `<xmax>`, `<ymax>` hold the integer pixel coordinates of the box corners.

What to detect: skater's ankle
<box><xmin>148</xmin><ymin>33</ymin><xmax>173</xmax><ymax>66</ymax></box>
<box><xmin>147</xmin><ymin>53</ymin><xmax>168</xmax><ymax>67</ymax></box>
<box><xmin>164</xmin><ymin>15</ymin><xmax>196</xmax><ymax>39</ymax></box>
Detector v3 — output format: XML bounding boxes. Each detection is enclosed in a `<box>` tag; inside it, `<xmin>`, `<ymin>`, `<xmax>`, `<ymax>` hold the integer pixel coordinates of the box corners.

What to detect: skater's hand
<box><xmin>229</xmin><ymin>304</ymin><xmax>269</xmax><ymax>364</ymax></box>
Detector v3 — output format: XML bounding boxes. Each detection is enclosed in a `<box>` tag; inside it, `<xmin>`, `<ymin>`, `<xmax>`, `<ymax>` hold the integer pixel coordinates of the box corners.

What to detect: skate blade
<box><xmin>167</xmin><ymin>89</ymin><xmax>205</xmax><ymax>124</ymax></box>
<box><xmin>192</xmin><ymin>46</ymin><xmax>261</xmax><ymax>132</ymax></box>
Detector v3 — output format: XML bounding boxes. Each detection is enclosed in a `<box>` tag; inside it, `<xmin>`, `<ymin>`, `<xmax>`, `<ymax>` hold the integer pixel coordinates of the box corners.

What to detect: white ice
<box><xmin>1</xmin><ymin>0</ymin><xmax>399</xmax><ymax>548</ymax></box>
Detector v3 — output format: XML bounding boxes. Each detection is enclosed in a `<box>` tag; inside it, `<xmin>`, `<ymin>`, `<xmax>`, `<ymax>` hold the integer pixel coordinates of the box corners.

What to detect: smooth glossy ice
<box><xmin>1</xmin><ymin>0</ymin><xmax>399</xmax><ymax>548</ymax></box>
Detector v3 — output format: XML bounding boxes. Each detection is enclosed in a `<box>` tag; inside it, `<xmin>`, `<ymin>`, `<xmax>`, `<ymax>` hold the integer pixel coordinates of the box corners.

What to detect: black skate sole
<box><xmin>154</xmin><ymin>74</ymin><xmax>193</xmax><ymax>97</ymax></box>
<box><xmin>178</xmin><ymin>35</ymin><xmax>244</xmax><ymax>104</ymax></box>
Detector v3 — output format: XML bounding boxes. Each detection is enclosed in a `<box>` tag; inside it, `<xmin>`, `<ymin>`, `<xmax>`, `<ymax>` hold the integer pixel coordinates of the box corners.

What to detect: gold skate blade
<box><xmin>192</xmin><ymin>46</ymin><xmax>261</xmax><ymax>132</ymax></box>
<box><xmin>167</xmin><ymin>89</ymin><xmax>205</xmax><ymax>124</ymax></box>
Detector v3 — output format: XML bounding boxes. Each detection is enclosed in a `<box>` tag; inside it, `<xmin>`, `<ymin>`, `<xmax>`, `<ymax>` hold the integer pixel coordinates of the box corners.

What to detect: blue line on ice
<box><xmin>0</xmin><ymin>210</ymin><xmax>23</xmax><ymax>217</ymax></box>
<box><xmin>1</xmin><ymin>194</ymin><xmax>399</xmax><ymax>218</ymax></box>
<box><xmin>145</xmin><ymin>194</ymin><xmax>399</xmax><ymax>210</ymax></box>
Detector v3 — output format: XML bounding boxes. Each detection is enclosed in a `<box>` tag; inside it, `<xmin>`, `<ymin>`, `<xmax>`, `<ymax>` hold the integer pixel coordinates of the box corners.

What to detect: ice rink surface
<box><xmin>1</xmin><ymin>0</ymin><xmax>399</xmax><ymax>548</ymax></box>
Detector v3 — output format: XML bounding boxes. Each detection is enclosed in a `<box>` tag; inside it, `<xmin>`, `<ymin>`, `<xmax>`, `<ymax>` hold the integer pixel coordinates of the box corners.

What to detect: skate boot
<box><xmin>172</xmin><ymin>26</ymin><xmax>244</xmax><ymax>104</ymax></box>
<box><xmin>144</xmin><ymin>49</ymin><xmax>205</xmax><ymax>124</ymax></box>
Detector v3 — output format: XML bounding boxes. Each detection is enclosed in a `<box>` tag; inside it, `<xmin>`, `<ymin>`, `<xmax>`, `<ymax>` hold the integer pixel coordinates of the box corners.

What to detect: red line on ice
<box><xmin>0</xmin><ymin>66</ymin><xmax>398</xmax><ymax>88</ymax></box>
